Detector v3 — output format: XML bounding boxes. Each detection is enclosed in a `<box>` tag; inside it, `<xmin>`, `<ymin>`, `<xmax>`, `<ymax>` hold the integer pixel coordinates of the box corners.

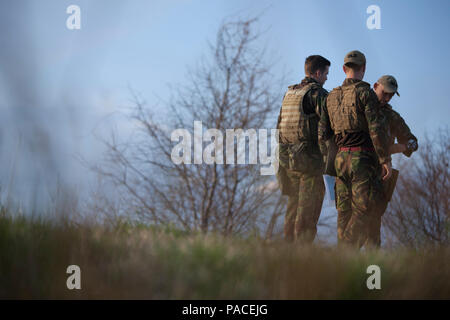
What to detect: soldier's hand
<box><xmin>389</xmin><ymin>143</ymin><xmax>406</xmax><ymax>155</ymax></box>
<box><xmin>381</xmin><ymin>161</ymin><xmax>392</xmax><ymax>181</ymax></box>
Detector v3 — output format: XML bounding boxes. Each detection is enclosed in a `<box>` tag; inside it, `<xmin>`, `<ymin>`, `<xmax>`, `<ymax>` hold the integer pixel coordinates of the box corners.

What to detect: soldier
<box><xmin>366</xmin><ymin>75</ymin><xmax>419</xmax><ymax>247</ymax></box>
<box><xmin>318</xmin><ymin>50</ymin><xmax>392</xmax><ymax>248</ymax></box>
<box><xmin>276</xmin><ymin>55</ymin><xmax>330</xmax><ymax>243</ymax></box>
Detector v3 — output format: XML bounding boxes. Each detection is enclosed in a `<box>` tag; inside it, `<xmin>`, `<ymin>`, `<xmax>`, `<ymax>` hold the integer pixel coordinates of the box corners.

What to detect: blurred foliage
<box><xmin>0</xmin><ymin>209</ymin><xmax>449</xmax><ymax>299</ymax></box>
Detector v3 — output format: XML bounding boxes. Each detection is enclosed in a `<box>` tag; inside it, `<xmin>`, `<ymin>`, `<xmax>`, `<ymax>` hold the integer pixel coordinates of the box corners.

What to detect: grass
<box><xmin>0</xmin><ymin>212</ymin><xmax>449</xmax><ymax>299</ymax></box>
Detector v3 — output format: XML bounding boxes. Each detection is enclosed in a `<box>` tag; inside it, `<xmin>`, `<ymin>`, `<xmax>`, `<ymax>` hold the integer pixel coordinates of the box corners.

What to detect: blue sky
<box><xmin>32</xmin><ymin>0</ymin><xmax>448</xmax><ymax>135</ymax></box>
<box><xmin>0</xmin><ymin>0</ymin><xmax>449</xmax><ymax>211</ymax></box>
<box><xmin>24</xmin><ymin>0</ymin><xmax>450</xmax><ymax>130</ymax></box>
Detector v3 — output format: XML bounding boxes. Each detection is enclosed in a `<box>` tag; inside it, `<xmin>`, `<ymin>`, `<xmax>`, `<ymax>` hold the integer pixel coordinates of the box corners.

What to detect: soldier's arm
<box><xmin>311</xmin><ymin>88</ymin><xmax>331</xmax><ymax>157</ymax></box>
<box><xmin>390</xmin><ymin>110</ymin><xmax>418</xmax><ymax>157</ymax></box>
<box><xmin>311</xmin><ymin>88</ymin><xmax>329</xmax><ymax>118</ymax></box>
<box><xmin>318</xmin><ymin>104</ymin><xmax>333</xmax><ymax>157</ymax></box>
<box><xmin>360</xmin><ymin>89</ymin><xmax>391</xmax><ymax>164</ymax></box>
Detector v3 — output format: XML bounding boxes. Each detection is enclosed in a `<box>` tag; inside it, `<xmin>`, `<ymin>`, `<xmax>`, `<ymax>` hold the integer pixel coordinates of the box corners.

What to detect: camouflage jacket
<box><xmin>277</xmin><ymin>77</ymin><xmax>328</xmax><ymax>174</ymax></box>
<box><xmin>318</xmin><ymin>78</ymin><xmax>391</xmax><ymax>165</ymax></box>
<box><xmin>381</xmin><ymin>103</ymin><xmax>418</xmax><ymax>157</ymax></box>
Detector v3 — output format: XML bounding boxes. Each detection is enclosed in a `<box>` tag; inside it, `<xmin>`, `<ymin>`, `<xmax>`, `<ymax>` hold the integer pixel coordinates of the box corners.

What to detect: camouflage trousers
<box><xmin>366</xmin><ymin>196</ymin><xmax>390</xmax><ymax>247</ymax></box>
<box><xmin>334</xmin><ymin>150</ymin><xmax>385</xmax><ymax>248</ymax></box>
<box><xmin>284</xmin><ymin>170</ymin><xmax>325</xmax><ymax>243</ymax></box>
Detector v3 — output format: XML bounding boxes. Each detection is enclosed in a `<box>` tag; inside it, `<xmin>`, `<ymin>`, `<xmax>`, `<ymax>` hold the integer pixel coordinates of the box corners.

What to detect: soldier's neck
<box><xmin>345</xmin><ymin>71</ymin><xmax>364</xmax><ymax>80</ymax></box>
<box><xmin>345</xmin><ymin>75</ymin><xmax>363</xmax><ymax>81</ymax></box>
<box><xmin>305</xmin><ymin>75</ymin><xmax>319</xmax><ymax>83</ymax></box>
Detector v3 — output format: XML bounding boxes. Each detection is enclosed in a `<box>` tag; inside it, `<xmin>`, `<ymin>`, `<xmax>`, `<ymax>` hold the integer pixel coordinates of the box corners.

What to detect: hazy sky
<box><xmin>0</xmin><ymin>0</ymin><xmax>449</xmax><ymax>213</ymax></box>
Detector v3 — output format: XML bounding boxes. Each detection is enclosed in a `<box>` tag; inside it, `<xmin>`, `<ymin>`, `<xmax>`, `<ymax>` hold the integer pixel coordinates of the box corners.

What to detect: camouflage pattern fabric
<box><xmin>382</xmin><ymin>103</ymin><xmax>418</xmax><ymax>157</ymax></box>
<box><xmin>318</xmin><ymin>79</ymin><xmax>391</xmax><ymax>165</ymax></box>
<box><xmin>276</xmin><ymin>77</ymin><xmax>328</xmax><ymax>243</ymax></box>
<box><xmin>277</xmin><ymin>77</ymin><xmax>328</xmax><ymax>175</ymax></box>
<box><xmin>366</xmin><ymin>208</ymin><xmax>384</xmax><ymax>247</ymax></box>
<box><xmin>365</xmin><ymin>104</ymin><xmax>418</xmax><ymax>247</ymax></box>
<box><xmin>318</xmin><ymin>78</ymin><xmax>391</xmax><ymax>248</ymax></box>
<box><xmin>334</xmin><ymin>150</ymin><xmax>385</xmax><ymax>248</ymax></box>
<box><xmin>284</xmin><ymin>169</ymin><xmax>325</xmax><ymax>243</ymax></box>
<box><xmin>278</xmin><ymin>83</ymin><xmax>318</xmax><ymax>145</ymax></box>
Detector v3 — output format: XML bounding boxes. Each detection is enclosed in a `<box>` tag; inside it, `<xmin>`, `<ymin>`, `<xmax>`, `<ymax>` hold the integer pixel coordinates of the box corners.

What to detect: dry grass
<box><xmin>0</xmin><ymin>213</ymin><xmax>449</xmax><ymax>299</ymax></box>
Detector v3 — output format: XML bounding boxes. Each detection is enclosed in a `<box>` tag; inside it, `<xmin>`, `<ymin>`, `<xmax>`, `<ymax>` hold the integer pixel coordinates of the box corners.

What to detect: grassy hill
<box><xmin>0</xmin><ymin>212</ymin><xmax>449</xmax><ymax>299</ymax></box>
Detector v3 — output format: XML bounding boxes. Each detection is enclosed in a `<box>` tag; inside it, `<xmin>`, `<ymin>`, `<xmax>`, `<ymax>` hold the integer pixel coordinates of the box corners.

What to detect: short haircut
<box><xmin>344</xmin><ymin>62</ymin><xmax>365</xmax><ymax>72</ymax></box>
<box><xmin>305</xmin><ymin>55</ymin><xmax>331</xmax><ymax>75</ymax></box>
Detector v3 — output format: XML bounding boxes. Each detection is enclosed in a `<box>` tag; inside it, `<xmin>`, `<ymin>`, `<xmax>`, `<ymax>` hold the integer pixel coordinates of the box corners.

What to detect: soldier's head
<box><xmin>374</xmin><ymin>75</ymin><xmax>400</xmax><ymax>106</ymax></box>
<box><xmin>343</xmin><ymin>50</ymin><xmax>366</xmax><ymax>80</ymax></box>
<box><xmin>305</xmin><ymin>55</ymin><xmax>330</xmax><ymax>85</ymax></box>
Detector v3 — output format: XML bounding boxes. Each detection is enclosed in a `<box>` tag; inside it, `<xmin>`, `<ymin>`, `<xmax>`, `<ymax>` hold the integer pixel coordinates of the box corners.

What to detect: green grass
<box><xmin>0</xmin><ymin>213</ymin><xmax>449</xmax><ymax>299</ymax></box>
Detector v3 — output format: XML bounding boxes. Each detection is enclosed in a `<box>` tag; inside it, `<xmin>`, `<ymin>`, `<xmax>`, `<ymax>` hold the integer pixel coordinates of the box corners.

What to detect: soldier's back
<box><xmin>326</xmin><ymin>79</ymin><xmax>374</xmax><ymax>149</ymax></box>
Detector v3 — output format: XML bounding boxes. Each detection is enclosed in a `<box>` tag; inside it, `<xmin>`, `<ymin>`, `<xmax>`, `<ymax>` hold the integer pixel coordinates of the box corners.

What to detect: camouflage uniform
<box><xmin>318</xmin><ymin>52</ymin><xmax>391</xmax><ymax>248</ymax></box>
<box><xmin>334</xmin><ymin>146</ymin><xmax>385</xmax><ymax>247</ymax></box>
<box><xmin>277</xmin><ymin>77</ymin><xmax>328</xmax><ymax>243</ymax></box>
<box><xmin>367</xmin><ymin>102</ymin><xmax>418</xmax><ymax>246</ymax></box>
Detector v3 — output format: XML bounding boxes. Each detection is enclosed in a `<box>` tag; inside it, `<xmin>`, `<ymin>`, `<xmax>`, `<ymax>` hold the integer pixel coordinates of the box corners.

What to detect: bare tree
<box><xmin>91</xmin><ymin>18</ymin><xmax>286</xmax><ymax>236</ymax></box>
<box><xmin>383</xmin><ymin>128</ymin><xmax>449</xmax><ymax>247</ymax></box>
